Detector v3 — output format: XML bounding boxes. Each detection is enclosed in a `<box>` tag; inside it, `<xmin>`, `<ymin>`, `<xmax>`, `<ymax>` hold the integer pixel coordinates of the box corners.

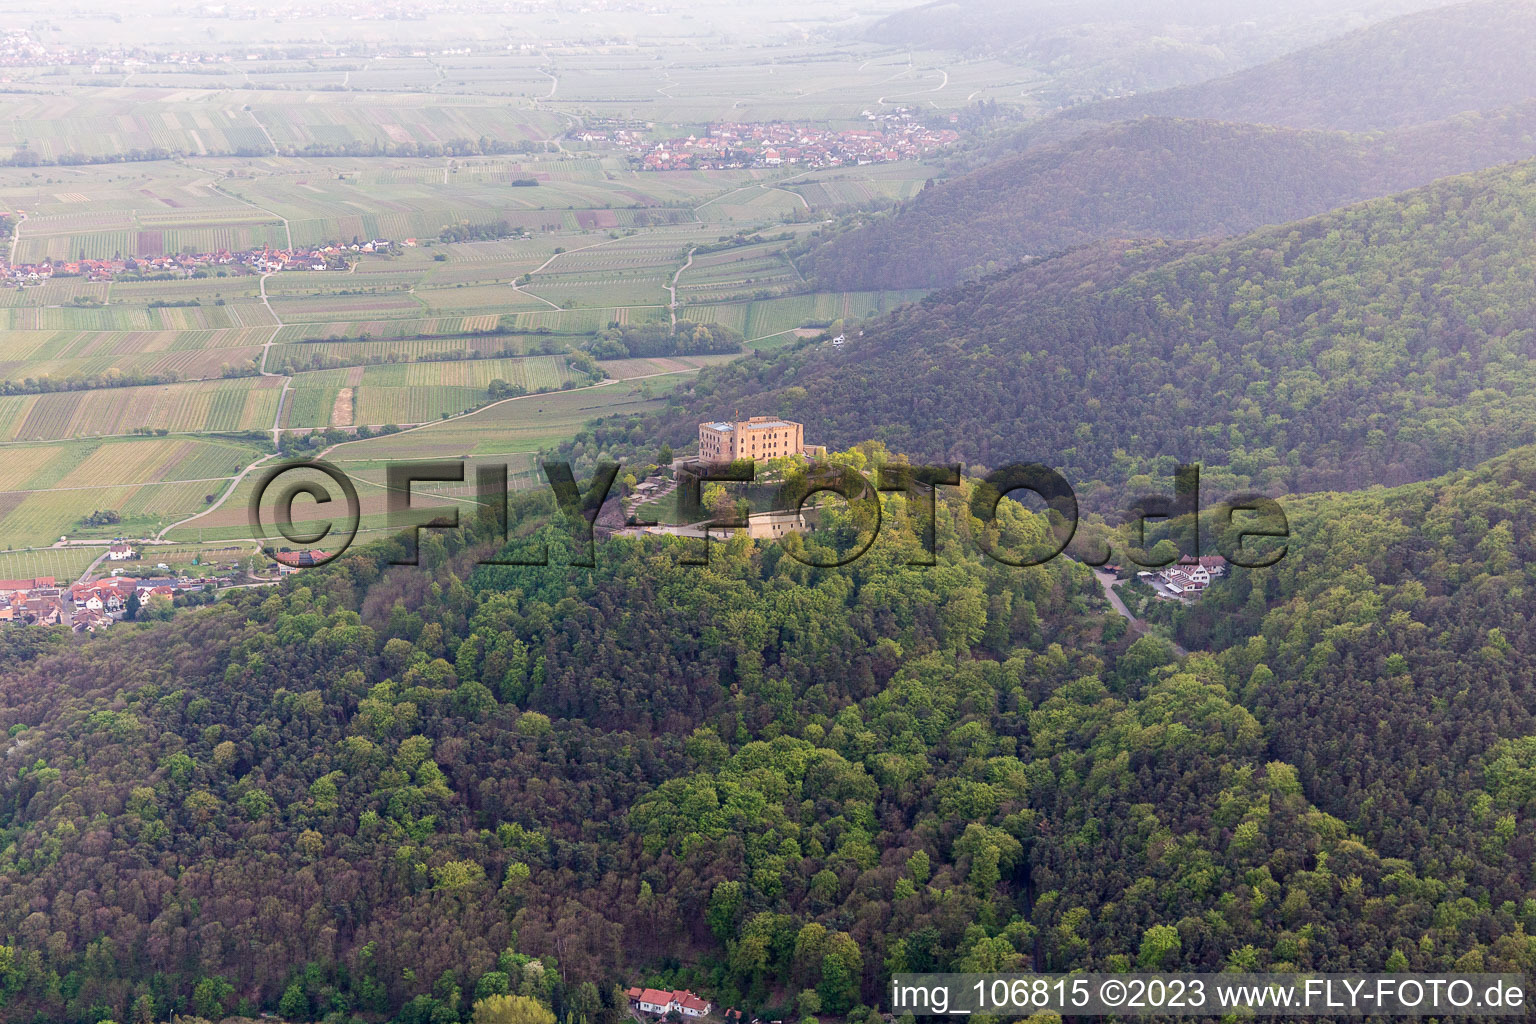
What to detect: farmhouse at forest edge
<box><xmin>626</xmin><ymin>987</ymin><xmax>712</xmax><ymax>1017</ymax></box>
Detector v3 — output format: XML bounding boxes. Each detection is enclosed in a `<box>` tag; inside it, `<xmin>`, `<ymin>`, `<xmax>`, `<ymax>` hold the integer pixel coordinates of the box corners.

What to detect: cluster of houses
<box><xmin>590</xmin><ymin>114</ymin><xmax>958</xmax><ymax>171</ymax></box>
<box><xmin>0</xmin><ymin>577</ymin><xmax>73</xmax><ymax>628</ymax></box>
<box><xmin>0</xmin><ymin>573</ymin><xmax>202</xmax><ymax>630</ymax></box>
<box><xmin>0</xmin><ymin>31</ymin><xmax>132</xmax><ymax>69</ymax></box>
<box><xmin>1138</xmin><ymin>555</ymin><xmax>1228</xmax><ymax>599</ymax></box>
<box><xmin>0</xmin><ymin>543</ymin><xmax>262</xmax><ymax>628</ymax></box>
<box><xmin>626</xmin><ymin>988</ymin><xmax>712</xmax><ymax>1019</ymax></box>
<box><xmin>0</xmin><ymin>240</ymin><xmax>408</xmax><ymax>287</ymax></box>
<box><xmin>0</xmin><ymin>30</ymin><xmax>254</xmax><ymax>69</ymax></box>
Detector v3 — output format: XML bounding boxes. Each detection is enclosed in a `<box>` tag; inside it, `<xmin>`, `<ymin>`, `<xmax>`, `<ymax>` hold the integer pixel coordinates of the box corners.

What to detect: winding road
<box><xmin>668</xmin><ymin>247</ymin><xmax>696</xmax><ymax>324</ymax></box>
<box><xmin>1094</xmin><ymin>568</ymin><xmax>1190</xmax><ymax>656</ymax></box>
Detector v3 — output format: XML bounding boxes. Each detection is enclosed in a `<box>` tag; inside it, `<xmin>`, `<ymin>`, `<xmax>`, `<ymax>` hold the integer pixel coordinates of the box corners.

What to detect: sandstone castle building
<box><xmin>698</xmin><ymin>416</ymin><xmax>825</xmax><ymax>464</ymax></box>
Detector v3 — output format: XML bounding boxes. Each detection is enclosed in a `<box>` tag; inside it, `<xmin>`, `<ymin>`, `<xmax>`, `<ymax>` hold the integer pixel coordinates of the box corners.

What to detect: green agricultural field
<box><xmin>0</xmin><ymin>435</ymin><xmax>264</xmax><ymax>547</ymax></box>
<box><xmin>0</xmin><ymin>547</ymin><xmax>100</xmax><ymax>583</ymax></box>
<box><xmin>676</xmin><ymin>241</ymin><xmax>805</xmax><ymax>302</ymax></box>
<box><xmin>331</xmin><ymin>377</ymin><xmax>671</xmax><ymax>461</ymax></box>
<box><xmin>684</xmin><ymin>288</ymin><xmax>927</xmax><ymax>339</ymax></box>
<box><xmin>271</xmin><ymin>316</ymin><xmax>510</xmax><ymax>344</ymax></box>
<box><xmin>282</xmin><ymin>354</ymin><xmax>579</xmax><ymax>427</ymax></box>
<box><xmin>353</xmin><ymin>356</ymin><xmax>573</xmax><ymax>390</ymax></box>
<box><xmin>0</xmin><ymin>107</ymin><xmax>946</xmax><ymax>558</ymax></box>
<box><xmin>0</xmin><ymin>302</ymin><xmax>264</xmax><ymax>332</ymax></box>
<box><xmin>269</xmin><ymin>332</ymin><xmax>563</xmax><ymax>368</ymax></box>
<box><xmin>0</xmin><ymin>90</ymin><xmax>565</xmax><ymax>164</ymax></box>
<box><xmin>267</xmin><ymin>292</ymin><xmax>427</xmax><ymax>323</ymax></box>
<box><xmin>160</xmin><ymin>453</ymin><xmax>541</xmax><ymax>546</ymax></box>
<box><xmin>416</xmin><ymin>284</ymin><xmax>556</xmax><ymax>315</ymax></box>
<box><xmin>0</xmin><ymin>328</ymin><xmax>270</xmax><ymax>382</ymax></box>
<box><xmin>0</xmin><ymin>378</ymin><xmax>285</xmax><ymax>442</ymax></box>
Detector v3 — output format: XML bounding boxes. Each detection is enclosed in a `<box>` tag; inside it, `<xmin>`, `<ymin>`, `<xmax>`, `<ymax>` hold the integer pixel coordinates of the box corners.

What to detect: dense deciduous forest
<box><xmin>1167</xmin><ymin>444</ymin><xmax>1536</xmax><ymax>885</ymax></box>
<box><xmin>0</xmin><ymin>472</ymin><xmax>1105</xmax><ymax>1023</ymax></box>
<box><xmin>800</xmin><ymin>107</ymin><xmax>1536</xmax><ymax>291</ymax></box>
<box><xmin>627</xmin><ymin>160</ymin><xmax>1536</xmax><ymax>501</ymax></box>
<box><xmin>4</xmin><ymin>440</ymin><xmax>1536</xmax><ymax>1024</ymax></box>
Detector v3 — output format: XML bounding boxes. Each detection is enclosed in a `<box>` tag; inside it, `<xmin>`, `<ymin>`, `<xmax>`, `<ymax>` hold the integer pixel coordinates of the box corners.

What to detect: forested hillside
<box><xmin>863</xmin><ymin>0</ymin><xmax>1448</xmax><ymax>103</ymax></box>
<box><xmin>1063</xmin><ymin>0</ymin><xmax>1536</xmax><ymax>130</ymax></box>
<box><xmin>801</xmin><ymin>108</ymin><xmax>1536</xmax><ymax>290</ymax></box>
<box><xmin>639</xmin><ymin>160</ymin><xmax>1536</xmax><ymax>499</ymax></box>
<box><xmin>1163</xmin><ymin>443</ymin><xmax>1536</xmax><ymax>941</ymax></box>
<box><xmin>4</xmin><ymin>448</ymin><xmax>1536</xmax><ymax>1024</ymax></box>
<box><xmin>0</xmin><ymin>481</ymin><xmax>1103</xmax><ymax>1023</ymax></box>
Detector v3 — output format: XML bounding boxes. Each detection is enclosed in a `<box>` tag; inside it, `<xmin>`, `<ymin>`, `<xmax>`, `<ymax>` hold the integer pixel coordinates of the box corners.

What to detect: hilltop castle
<box><xmin>698</xmin><ymin>416</ymin><xmax>826</xmax><ymax>464</ymax></box>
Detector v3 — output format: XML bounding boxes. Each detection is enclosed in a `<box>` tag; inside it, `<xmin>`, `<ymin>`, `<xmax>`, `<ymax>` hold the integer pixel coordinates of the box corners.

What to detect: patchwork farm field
<box><xmin>0</xmin><ymin>435</ymin><xmax>264</xmax><ymax>547</ymax></box>
<box><xmin>684</xmin><ymin>288</ymin><xmax>927</xmax><ymax>339</ymax></box>
<box><xmin>0</xmin><ymin>301</ymin><xmax>275</xmax><ymax>332</ymax></box>
<box><xmin>676</xmin><ymin>240</ymin><xmax>805</xmax><ymax>302</ymax></box>
<box><xmin>282</xmin><ymin>354</ymin><xmax>575</xmax><ymax>425</ymax></box>
<box><xmin>330</xmin><ymin>377</ymin><xmax>672</xmax><ymax>461</ymax></box>
<box><xmin>271</xmin><ymin>316</ymin><xmax>513</xmax><ymax>344</ymax></box>
<box><xmin>0</xmin><ymin>89</ymin><xmax>564</xmax><ymax>164</ymax></box>
<box><xmin>277</xmin><ymin>352</ymin><xmax>712</xmax><ymax>429</ymax></box>
<box><xmin>269</xmin><ymin>332</ymin><xmax>559</xmax><ymax>367</ymax></box>
<box><xmin>267</xmin><ymin>292</ymin><xmax>428</xmax><ymax>323</ymax></box>
<box><xmin>160</xmin><ymin>455</ymin><xmax>536</xmax><ymax>546</ymax></box>
<box><xmin>0</xmin><ymin>100</ymin><xmax>946</xmax><ymax>559</ymax></box>
<box><xmin>0</xmin><ymin>328</ymin><xmax>270</xmax><ymax>382</ymax></box>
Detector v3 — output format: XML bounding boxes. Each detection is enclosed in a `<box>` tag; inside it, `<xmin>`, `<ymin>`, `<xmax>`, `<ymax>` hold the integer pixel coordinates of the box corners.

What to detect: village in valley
<box><xmin>576</xmin><ymin>109</ymin><xmax>959</xmax><ymax>171</ymax></box>
<box><xmin>0</xmin><ymin>539</ymin><xmax>330</xmax><ymax>631</ymax></box>
<box><xmin>0</xmin><ymin>12</ymin><xmax>1026</xmax><ymax>645</ymax></box>
<box><xmin>0</xmin><ymin>238</ymin><xmax>407</xmax><ymax>286</ymax></box>
<box><xmin>0</xmin><ymin>566</ymin><xmax>211</xmax><ymax>631</ymax></box>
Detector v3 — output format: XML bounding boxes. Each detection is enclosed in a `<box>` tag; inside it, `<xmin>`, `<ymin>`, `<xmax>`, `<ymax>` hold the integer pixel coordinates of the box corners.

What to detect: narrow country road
<box><xmin>1094</xmin><ymin>568</ymin><xmax>1190</xmax><ymax>657</ymax></box>
<box><xmin>74</xmin><ymin>548</ymin><xmax>109</xmax><ymax>586</ymax></box>
<box><xmin>8</xmin><ymin>210</ymin><xmax>24</xmax><ymax>266</ymax></box>
<box><xmin>669</xmin><ymin>247</ymin><xmax>695</xmax><ymax>325</ymax></box>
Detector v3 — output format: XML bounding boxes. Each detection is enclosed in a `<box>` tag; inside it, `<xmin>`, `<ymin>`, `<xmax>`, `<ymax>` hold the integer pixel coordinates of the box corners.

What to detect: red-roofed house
<box><xmin>274</xmin><ymin>549</ymin><xmax>330</xmax><ymax>568</ymax></box>
<box><xmin>636</xmin><ymin>990</ymin><xmax>673</xmax><ymax>1015</ymax></box>
<box><xmin>629</xmin><ymin>989</ymin><xmax>712</xmax><ymax>1018</ymax></box>
<box><xmin>675</xmin><ymin>992</ymin><xmax>710</xmax><ymax>1017</ymax></box>
<box><xmin>0</xmin><ymin>576</ymin><xmax>53</xmax><ymax>595</ymax></box>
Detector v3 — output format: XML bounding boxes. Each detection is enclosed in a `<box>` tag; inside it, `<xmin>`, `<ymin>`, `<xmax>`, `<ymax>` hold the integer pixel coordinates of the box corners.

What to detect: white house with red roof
<box><xmin>1154</xmin><ymin>555</ymin><xmax>1227</xmax><ymax>596</ymax></box>
<box><xmin>627</xmin><ymin>987</ymin><xmax>711</xmax><ymax>1018</ymax></box>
